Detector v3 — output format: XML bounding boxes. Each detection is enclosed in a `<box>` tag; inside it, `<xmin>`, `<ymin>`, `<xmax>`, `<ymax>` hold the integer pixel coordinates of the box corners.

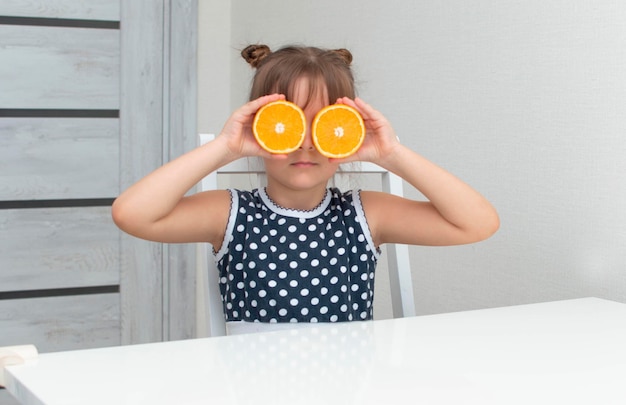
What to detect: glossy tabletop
<box><xmin>5</xmin><ymin>297</ymin><xmax>626</xmax><ymax>404</ymax></box>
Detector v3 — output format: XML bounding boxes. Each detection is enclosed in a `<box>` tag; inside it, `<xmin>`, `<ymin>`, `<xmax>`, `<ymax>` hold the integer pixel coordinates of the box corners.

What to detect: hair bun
<box><xmin>332</xmin><ymin>48</ymin><xmax>353</xmax><ymax>65</ymax></box>
<box><xmin>241</xmin><ymin>44</ymin><xmax>271</xmax><ymax>68</ymax></box>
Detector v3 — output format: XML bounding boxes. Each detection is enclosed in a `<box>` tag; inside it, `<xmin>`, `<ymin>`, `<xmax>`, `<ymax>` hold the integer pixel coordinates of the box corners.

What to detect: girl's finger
<box><xmin>243</xmin><ymin>94</ymin><xmax>285</xmax><ymax>115</ymax></box>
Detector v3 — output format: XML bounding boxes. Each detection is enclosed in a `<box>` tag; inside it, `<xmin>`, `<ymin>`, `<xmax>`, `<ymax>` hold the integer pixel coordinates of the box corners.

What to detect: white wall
<box><xmin>199</xmin><ymin>0</ymin><xmax>626</xmax><ymax>318</ymax></box>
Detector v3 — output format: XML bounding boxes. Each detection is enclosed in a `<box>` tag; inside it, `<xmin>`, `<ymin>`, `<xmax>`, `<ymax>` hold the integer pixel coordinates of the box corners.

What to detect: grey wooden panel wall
<box><xmin>0</xmin><ymin>0</ymin><xmax>119</xmax><ymax>20</ymax></box>
<box><xmin>0</xmin><ymin>118</ymin><xmax>119</xmax><ymax>200</ymax></box>
<box><xmin>0</xmin><ymin>0</ymin><xmax>199</xmax><ymax>365</ymax></box>
<box><xmin>0</xmin><ymin>25</ymin><xmax>119</xmax><ymax>110</ymax></box>
<box><xmin>0</xmin><ymin>0</ymin><xmax>122</xmax><ymax>355</ymax></box>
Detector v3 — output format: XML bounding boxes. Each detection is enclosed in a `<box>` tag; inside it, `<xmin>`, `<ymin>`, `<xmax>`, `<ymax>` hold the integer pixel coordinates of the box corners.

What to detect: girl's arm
<box><xmin>112</xmin><ymin>94</ymin><xmax>285</xmax><ymax>245</ymax></box>
<box><xmin>338</xmin><ymin>97</ymin><xmax>500</xmax><ymax>247</ymax></box>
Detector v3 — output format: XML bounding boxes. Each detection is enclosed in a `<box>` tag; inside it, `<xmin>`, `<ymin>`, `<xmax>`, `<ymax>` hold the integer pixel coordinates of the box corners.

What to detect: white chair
<box><xmin>196</xmin><ymin>133</ymin><xmax>415</xmax><ymax>337</ymax></box>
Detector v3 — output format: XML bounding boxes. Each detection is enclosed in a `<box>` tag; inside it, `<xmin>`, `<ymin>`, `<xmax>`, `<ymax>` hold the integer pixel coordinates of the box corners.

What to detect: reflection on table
<box><xmin>5</xmin><ymin>297</ymin><xmax>626</xmax><ymax>404</ymax></box>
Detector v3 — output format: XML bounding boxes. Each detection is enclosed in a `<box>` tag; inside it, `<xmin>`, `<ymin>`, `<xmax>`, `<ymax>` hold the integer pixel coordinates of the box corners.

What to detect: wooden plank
<box><xmin>0</xmin><ymin>25</ymin><xmax>119</xmax><ymax>110</ymax></box>
<box><xmin>166</xmin><ymin>0</ymin><xmax>198</xmax><ymax>341</ymax></box>
<box><xmin>0</xmin><ymin>0</ymin><xmax>120</xmax><ymax>21</ymax></box>
<box><xmin>0</xmin><ymin>293</ymin><xmax>120</xmax><ymax>353</ymax></box>
<box><xmin>0</xmin><ymin>118</ymin><xmax>119</xmax><ymax>201</ymax></box>
<box><xmin>119</xmin><ymin>0</ymin><xmax>165</xmax><ymax>345</ymax></box>
<box><xmin>0</xmin><ymin>207</ymin><xmax>119</xmax><ymax>292</ymax></box>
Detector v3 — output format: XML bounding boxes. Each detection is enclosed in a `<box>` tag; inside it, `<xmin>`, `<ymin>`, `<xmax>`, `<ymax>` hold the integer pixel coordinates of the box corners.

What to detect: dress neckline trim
<box><xmin>258</xmin><ymin>187</ymin><xmax>331</xmax><ymax>218</ymax></box>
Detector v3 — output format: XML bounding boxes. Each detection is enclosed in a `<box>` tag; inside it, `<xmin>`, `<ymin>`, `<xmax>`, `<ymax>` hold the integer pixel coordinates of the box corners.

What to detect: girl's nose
<box><xmin>300</xmin><ymin>128</ymin><xmax>315</xmax><ymax>150</ymax></box>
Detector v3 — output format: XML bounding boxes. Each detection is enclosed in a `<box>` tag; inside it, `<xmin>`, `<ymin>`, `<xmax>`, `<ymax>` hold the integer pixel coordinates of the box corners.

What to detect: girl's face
<box><xmin>263</xmin><ymin>78</ymin><xmax>340</xmax><ymax>195</ymax></box>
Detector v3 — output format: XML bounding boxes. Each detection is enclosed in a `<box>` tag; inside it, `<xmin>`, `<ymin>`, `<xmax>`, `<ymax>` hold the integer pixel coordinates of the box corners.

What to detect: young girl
<box><xmin>112</xmin><ymin>44</ymin><xmax>499</xmax><ymax>330</ymax></box>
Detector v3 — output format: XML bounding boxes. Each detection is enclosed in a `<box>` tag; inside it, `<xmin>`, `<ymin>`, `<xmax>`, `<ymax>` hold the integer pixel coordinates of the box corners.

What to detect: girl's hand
<box><xmin>333</xmin><ymin>97</ymin><xmax>402</xmax><ymax>165</ymax></box>
<box><xmin>218</xmin><ymin>94</ymin><xmax>288</xmax><ymax>160</ymax></box>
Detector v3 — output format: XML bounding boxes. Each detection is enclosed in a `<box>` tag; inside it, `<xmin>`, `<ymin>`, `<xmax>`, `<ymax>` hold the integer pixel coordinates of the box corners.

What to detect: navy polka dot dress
<box><xmin>215</xmin><ymin>187</ymin><xmax>380</xmax><ymax>324</ymax></box>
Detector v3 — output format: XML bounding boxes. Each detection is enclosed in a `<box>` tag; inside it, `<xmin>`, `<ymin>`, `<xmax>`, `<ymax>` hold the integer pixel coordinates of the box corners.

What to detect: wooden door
<box><xmin>0</xmin><ymin>0</ymin><xmax>197</xmax><ymax>364</ymax></box>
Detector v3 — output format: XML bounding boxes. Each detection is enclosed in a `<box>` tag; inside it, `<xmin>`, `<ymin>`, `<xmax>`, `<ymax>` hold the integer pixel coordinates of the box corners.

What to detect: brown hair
<box><xmin>241</xmin><ymin>44</ymin><xmax>356</xmax><ymax>107</ymax></box>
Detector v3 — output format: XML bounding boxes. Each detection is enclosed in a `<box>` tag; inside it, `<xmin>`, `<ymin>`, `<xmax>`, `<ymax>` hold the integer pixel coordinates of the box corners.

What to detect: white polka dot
<box><xmin>311</xmin><ymin>297</ymin><xmax>320</xmax><ymax>305</ymax></box>
<box><xmin>278</xmin><ymin>253</ymin><xmax>287</xmax><ymax>260</ymax></box>
<box><xmin>337</xmin><ymin>247</ymin><xmax>346</xmax><ymax>255</ymax></box>
<box><xmin>279</xmin><ymin>308</ymin><xmax>288</xmax><ymax>316</ymax></box>
<box><xmin>259</xmin><ymin>253</ymin><xmax>267</xmax><ymax>260</ymax></box>
<box><xmin>311</xmin><ymin>278</ymin><xmax>320</xmax><ymax>286</ymax></box>
<box><xmin>299</xmin><ymin>251</ymin><xmax>308</xmax><ymax>259</ymax></box>
<box><xmin>249</xmin><ymin>242</ymin><xmax>258</xmax><ymax>250</ymax></box>
<box><xmin>308</xmin><ymin>224</ymin><xmax>317</xmax><ymax>231</ymax></box>
<box><xmin>330</xmin><ymin>315</ymin><xmax>338</xmax><ymax>322</ymax></box>
<box><xmin>290</xmin><ymin>280</ymin><xmax>298</xmax><ymax>288</ymax></box>
<box><xmin>300</xmin><ymin>288</ymin><xmax>309</xmax><ymax>296</ymax></box>
<box><xmin>330</xmin><ymin>276</ymin><xmax>338</xmax><ymax>285</ymax></box>
<box><xmin>268</xmin><ymin>280</ymin><xmax>277</xmax><ymax>288</ymax></box>
<box><xmin>300</xmin><ymin>270</ymin><xmax>309</xmax><ymax>278</ymax></box>
<box><xmin>289</xmin><ymin>261</ymin><xmax>298</xmax><ymax>269</ymax></box>
<box><xmin>289</xmin><ymin>243</ymin><xmax>298</xmax><ymax>250</ymax></box>
<box><xmin>290</xmin><ymin>298</ymin><xmax>299</xmax><ymax>306</ymax></box>
<box><xmin>321</xmin><ymin>287</ymin><xmax>328</xmax><ymax>295</ymax></box>
<box><xmin>288</xmin><ymin>225</ymin><xmax>297</xmax><ymax>233</ymax></box>
<box><xmin>310</xmin><ymin>259</ymin><xmax>319</xmax><ymax>267</ymax></box>
<box><xmin>320</xmin><ymin>306</ymin><xmax>328</xmax><ymax>314</ymax></box>
<box><xmin>330</xmin><ymin>295</ymin><xmax>339</xmax><ymax>303</ymax></box>
<box><xmin>279</xmin><ymin>289</ymin><xmax>288</xmax><ymax>297</ymax></box>
<box><xmin>301</xmin><ymin>308</ymin><xmax>309</xmax><ymax>316</ymax></box>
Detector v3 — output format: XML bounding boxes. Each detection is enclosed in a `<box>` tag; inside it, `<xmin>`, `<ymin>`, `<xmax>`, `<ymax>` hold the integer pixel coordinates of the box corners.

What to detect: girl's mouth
<box><xmin>291</xmin><ymin>161</ymin><xmax>317</xmax><ymax>167</ymax></box>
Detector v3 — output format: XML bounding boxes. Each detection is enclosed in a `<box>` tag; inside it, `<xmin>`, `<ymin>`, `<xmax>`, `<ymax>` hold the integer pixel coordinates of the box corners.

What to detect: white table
<box><xmin>5</xmin><ymin>297</ymin><xmax>626</xmax><ymax>404</ymax></box>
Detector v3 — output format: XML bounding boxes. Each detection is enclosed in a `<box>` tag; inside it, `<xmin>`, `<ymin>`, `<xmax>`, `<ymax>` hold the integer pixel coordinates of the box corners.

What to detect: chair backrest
<box><xmin>196</xmin><ymin>133</ymin><xmax>415</xmax><ymax>337</ymax></box>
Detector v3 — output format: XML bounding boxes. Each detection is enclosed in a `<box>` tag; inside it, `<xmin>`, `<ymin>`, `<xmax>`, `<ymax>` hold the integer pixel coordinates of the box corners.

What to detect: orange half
<box><xmin>253</xmin><ymin>100</ymin><xmax>306</xmax><ymax>154</ymax></box>
<box><xmin>312</xmin><ymin>104</ymin><xmax>365</xmax><ymax>158</ymax></box>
